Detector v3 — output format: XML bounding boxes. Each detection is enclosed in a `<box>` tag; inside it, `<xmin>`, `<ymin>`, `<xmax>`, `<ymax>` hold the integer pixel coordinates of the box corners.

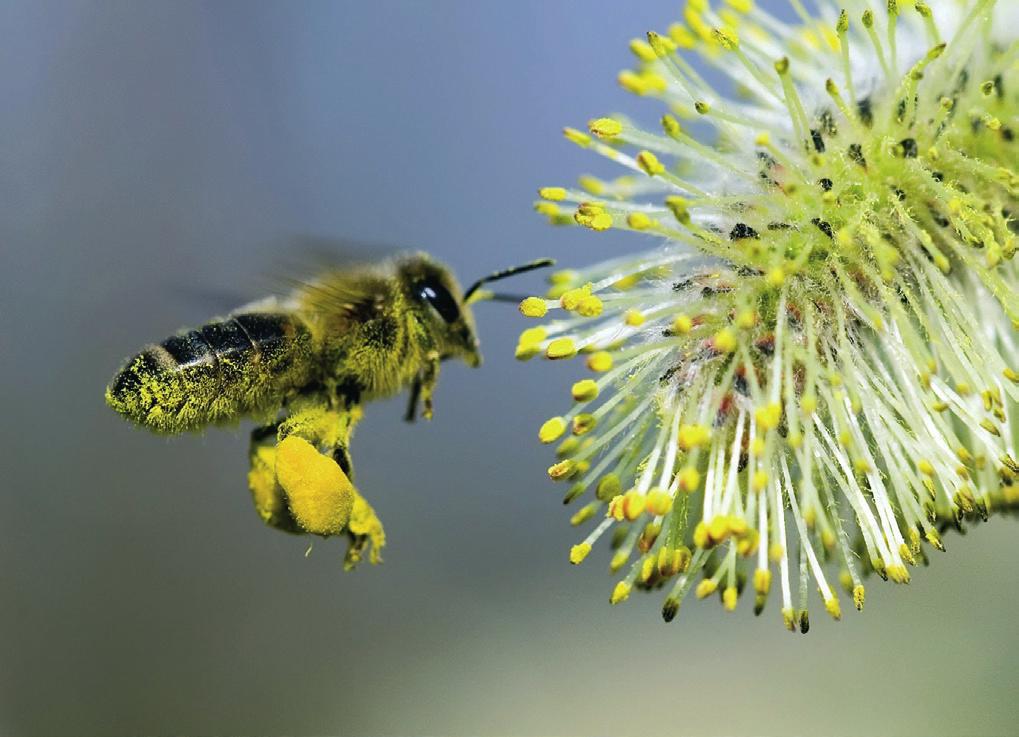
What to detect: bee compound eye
<box><xmin>417</xmin><ymin>280</ymin><xmax>461</xmax><ymax>324</ymax></box>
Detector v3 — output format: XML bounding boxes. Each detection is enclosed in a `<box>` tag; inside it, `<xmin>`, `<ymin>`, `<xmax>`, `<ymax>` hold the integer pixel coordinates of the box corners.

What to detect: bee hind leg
<box><xmin>417</xmin><ymin>351</ymin><xmax>441</xmax><ymax>421</ymax></box>
<box><xmin>248</xmin><ymin>402</ymin><xmax>385</xmax><ymax>568</ymax></box>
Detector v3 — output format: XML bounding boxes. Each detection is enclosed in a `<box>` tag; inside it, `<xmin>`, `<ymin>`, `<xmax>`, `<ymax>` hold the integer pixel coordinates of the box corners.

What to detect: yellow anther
<box><xmin>668</xmin><ymin>23</ymin><xmax>697</xmax><ymax>48</ymax></box>
<box><xmin>518</xmin><ymin>327</ymin><xmax>547</xmax><ymax>347</ymax></box>
<box><xmin>646</xmin><ymin>30</ymin><xmax>677</xmax><ymax>57</ymax></box>
<box><xmin>661</xmin><ymin>113</ymin><xmax>683</xmax><ymax>140</ymax></box>
<box><xmin>693</xmin><ymin>521</ymin><xmax>709</xmax><ymax>548</ymax></box>
<box><xmin>751</xmin><ymin>436</ymin><xmax>766</xmax><ymax>457</ymax></box>
<box><xmin>622</xmin><ymin>490</ymin><xmax>647</xmax><ymax>521</ymax></box>
<box><xmin>853</xmin><ymin>585</ymin><xmax>865</xmax><ymax>611</ymax></box>
<box><xmin>534</xmin><ymin>201</ymin><xmax>559</xmax><ymax>217</ymax></box>
<box><xmin>569</xmin><ymin>379</ymin><xmax>600</xmax><ymax>403</ymax></box>
<box><xmin>572</xmin><ymin>413</ymin><xmax>597</xmax><ymax>436</ymax></box>
<box><xmin>712</xmin><ymin>27</ymin><xmax>739</xmax><ymax>50</ymax></box>
<box><xmin>765</xmin><ymin>266</ymin><xmax>785</xmax><ymax>288</ymax></box>
<box><xmin>769</xmin><ymin>542</ymin><xmax>783</xmax><ymax>562</ymax></box>
<box><xmin>627</xmin><ymin>212</ymin><xmax>653</xmax><ymax>231</ymax></box>
<box><xmin>713</xmin><ymin>327</ymin><xmax>737</xmax><ymax>353</ymax></box>
<box><xmin>695</xmin><ymin>579</ymin><xmax>718</xmax><ymax>599</ymax></box>
<box><xmin>755</xmin><ymin>402</ymin><xmax>782</xmax><ymax>430</ymax></box>
<box><xmin>514</xmin><ymin>343</ymin><xmax>540</xmax><ymax>361</ymax></box>
<box><xmin>559</xmin><ymin>283</ymin><xmax>592</xmax><ymax>311</ymax></box>
<box><xmin>678</xmin><ymin>423</ymin><xmax>710</xmax><ymax>450</ymax></box>
<box><xmin>610</xmin><ymin>581</ymin><xmax>632</xmax><ymax>604</ymax></box>
<box><xmin>637</xmin><ymin>150</ymin><xmax>666</xmax><ymax>176</ymax></box>
<box><xmin>588</xmin><ymin>117</ymin><xmax>623</xmax><ymax>138</ymax></box>
<box><xmin>519</xmin><ymin>296</ymin><xmax>548</xmax><ymax>318</ymax></box>
<box><xmin>722</xmin><ymin>586</ymin><xmax>738</xmax><ymax>610</ymax></box>
<box><xmin>556</xmin><ymin>437</ymin><xmax>580</xmax><ymax>458</ymax></box>
<box><xmin>570</xmin><ymin>543</ymin><xmax>592</xmax><ymax>564</ymax></box>
<box><xmin>596</xmin><ymin>474</ymin><xmax>622</xmax><ymax>502</ymax></box>
<box><xmin>753</xmin><ymin>568</ymin><xmax>771</xmax><ymax>595</ymax></box>
<box><xmin>825</xmin><ymin>597</ymin><xmax>842</xmax><ymax>621</ymax></box>
<box><xmin>774</xmin><ymin>56</ymin><xmax>789</xmax><ymax>76</ymax></box>
<box><xmin>548</xmin><ymin>459</ymin><xmax>577</xmax><ymax>481</ymax></box>
<box><xmin>862</xmin><ymin>9</ymin><xmax>874</xmax><ymax>29</ymax></box>
<box><xmin>577</xmin><ymin>174</ymin><xmax>605</xmax><ymax>195</ymax></box>
<box><xmin>801</xmin><ymin>393</ymin><xmax>818</xmax><ymax>415</ymax></box>
<box><xmin>575</xmin><ymin>204</ymin><xmax>613</xmax><ymax>231</ymax></box>
<box><xmin>539</xmin><ymin>416</ymin><xmax>568</xmax><ymax>444</ymax></box>
<box><xmin>664</xmin><ymin>195</ymin><xmax>691</xmax><ymax>224</ymax></box>
<box><xmin>629</xmin><ymin>38</ymin><xmax>658</xmax><ymax>62</ymax></box>
<box><xmin>562</xmin><ymin>127</ymin><xmax>591</xmax><ymax>147</ymax></box>
<box><xmin>546</xmin><ymin>337</ymin><xmax>578</xmax><ymax>360</ymax></box>
<box><xmin>672</xmin><ymin>314</ymin><xmax>694</xmax><ymax>334</ymax></box>
<box><xmin>586</xmin><ymin>351</ymin><xmax>613</xmax><ymax>373</ymax></box>
<box><xmin>1004</xmin><ymin>368</ymin><xmax>1019</xmax><ymax>384</ymax></box>
<box><xmin>624</xmin><ymin>309</ymin><xmax>646</xmax><ymax>327</ymax></box>
<box><xmin>538</xmin><ymin>186</ymin><xmax>567</xmax><ymax>201</ymax></box>
<box><xmin>646</xmin><ymin>489</ymin><xmax>674</xmax><ymax>516</ymax></box>
<box><xmin>752</xmin><ymin>469</ymin><xmax>769</xmax><ymax>493</ymax></box>
<box><xmin>726</xmin><ymin>0</ymin><xmax>753</xmax><ymax>10</ymax></box>
<box><xmin>708</xmin><ymin>515</ymin><xmax>729</xmax><ymax>544</ymax></box>
<box><xmin>678</xmin><ymin>466</ymin><xmax>701</xmax><ymax>493</ymax></box>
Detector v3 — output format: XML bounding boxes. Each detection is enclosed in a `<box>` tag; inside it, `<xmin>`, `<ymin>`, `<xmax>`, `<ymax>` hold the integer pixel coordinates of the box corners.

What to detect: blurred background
<box><xmin>1</xmin><ymin>1</ymin><xmax>1018</xmax><ymax>735</ymax></box>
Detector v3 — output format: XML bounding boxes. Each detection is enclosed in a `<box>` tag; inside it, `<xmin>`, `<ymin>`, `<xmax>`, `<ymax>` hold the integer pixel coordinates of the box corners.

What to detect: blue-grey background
<box><xmin>1</xmin><ymin>2</ymin><xmax>1017</xmax><ymax>735</ymax></box>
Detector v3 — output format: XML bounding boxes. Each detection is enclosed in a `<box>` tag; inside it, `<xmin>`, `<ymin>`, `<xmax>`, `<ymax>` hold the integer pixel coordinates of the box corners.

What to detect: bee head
<box><xmin>398</xmin><ymin>253</ymin><xmax>482</xmax><ymax>368</ymax></box>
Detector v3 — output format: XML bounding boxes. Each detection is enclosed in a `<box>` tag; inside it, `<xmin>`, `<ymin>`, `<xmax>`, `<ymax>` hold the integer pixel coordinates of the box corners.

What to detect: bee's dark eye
<box><xmin>417</xmin><ymin>280</ymin><xmax>461</xmax><ymax>324</ymax></box>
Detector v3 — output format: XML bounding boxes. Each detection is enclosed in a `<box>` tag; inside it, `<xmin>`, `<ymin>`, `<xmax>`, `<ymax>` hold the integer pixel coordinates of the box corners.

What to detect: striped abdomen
<box><xmin>106</xmin><ymin>312</ymin><xmax>314</xmax><ymax>433</ymax></box>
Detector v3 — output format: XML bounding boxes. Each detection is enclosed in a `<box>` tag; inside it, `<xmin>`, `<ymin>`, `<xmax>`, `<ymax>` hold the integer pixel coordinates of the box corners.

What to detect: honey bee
<box><xmin>106</xmin><ymin>252</ymin><xmax>552</xmax><ymax>568</ymax></box>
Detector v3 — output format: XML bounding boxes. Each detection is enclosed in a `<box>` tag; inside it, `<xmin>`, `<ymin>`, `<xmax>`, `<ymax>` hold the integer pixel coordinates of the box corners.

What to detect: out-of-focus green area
<box><xmin>1</xmin><ymin>2</ymin><xmax>1017</xmax><ymax>735</ymax></box>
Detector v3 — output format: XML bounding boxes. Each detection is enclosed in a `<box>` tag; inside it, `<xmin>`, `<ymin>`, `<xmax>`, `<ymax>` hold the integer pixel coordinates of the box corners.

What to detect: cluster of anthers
<box><xmin>521</xmin><ymin>0</ymin><xmax>1019</xmax><ymax>629</ymax></box>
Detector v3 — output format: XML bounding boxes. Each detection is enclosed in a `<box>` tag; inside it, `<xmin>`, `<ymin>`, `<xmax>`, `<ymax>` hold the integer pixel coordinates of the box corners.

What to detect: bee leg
<box><xmin>247</xmin><ymin>423</ymin><xmax>302</xmax><ymax>534</ymax></box>
<box><xmin>419</xmin><ymin>350</ymin><xmax>441</xmax><ymax>421</ymax></box>
<box><xmin>269</xmin><ymin>401</ymin><xmax>386</xmax><ymax>567</ymax></box>
<box><xmin>403</xmin><ymin>376</ymin><xmax>422</xmax><ymax>423</ymax></box>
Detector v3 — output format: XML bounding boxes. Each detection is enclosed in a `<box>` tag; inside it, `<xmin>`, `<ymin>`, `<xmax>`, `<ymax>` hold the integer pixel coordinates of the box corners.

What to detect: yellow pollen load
<box><xmin>546</xmin><ymin>337</ymin><xmax>578</xmax><ymax>360</ymax></box>
<box><xmin>539</xmin><ymin>416</ymin><xmax>568</xmax><ymax>444</ymax></box>
<box><xmin>519</xmin><ymin>296</ymin><xmax>548</xmax><ymax>318</ymax></box>
<box><xmin>570</xmin><ymin>543</ymin><xmax>592</xmax><ymax>565</ymax></box>
<box><xmin>274</xmin><ymin>435</ymin><xmax>355</xmax><ymax>536</ymax></box>
<box><xmin>571</xmin><ymin>379</ymin><xmax>599</xmax><ymax>402</ymax></box>
<box><xmin>586</xmin><ymin>351</ymin><xmax>613</xmax><ymax>373</ymax></box>
<box><xmin>588</xmin><ymin>117</ymin><xmax>623</xmax><ymax>139</ymax></box>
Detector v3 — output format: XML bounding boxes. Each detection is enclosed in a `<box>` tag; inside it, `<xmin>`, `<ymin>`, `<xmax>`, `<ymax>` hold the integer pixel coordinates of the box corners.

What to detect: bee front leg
<box><xmin>419</xmin><ymin>350</ymin><xmax>441</xmax><ymax>421</ymax></box>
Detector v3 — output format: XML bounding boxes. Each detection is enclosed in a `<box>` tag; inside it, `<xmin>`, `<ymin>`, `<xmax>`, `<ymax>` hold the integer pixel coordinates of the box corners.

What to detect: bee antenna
<box><xmin>464</xmin><ymin>258</ymin><xmax>556</xmax><ymax>304</ymax></box>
